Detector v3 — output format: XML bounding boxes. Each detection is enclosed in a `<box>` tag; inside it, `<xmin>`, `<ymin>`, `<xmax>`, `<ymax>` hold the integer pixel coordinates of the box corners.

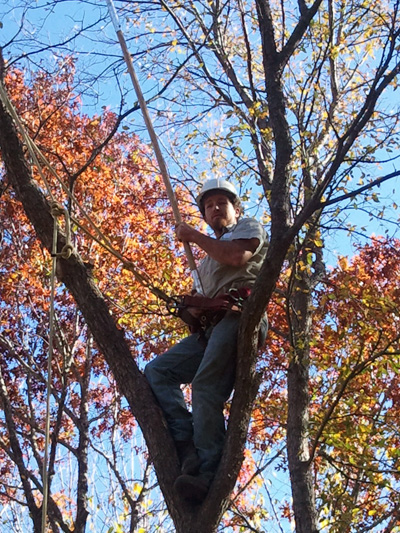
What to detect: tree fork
<box><xmin>0</xmin><ymin>71</ymin><xmax>280</xmax><ymax>533</ymax></box>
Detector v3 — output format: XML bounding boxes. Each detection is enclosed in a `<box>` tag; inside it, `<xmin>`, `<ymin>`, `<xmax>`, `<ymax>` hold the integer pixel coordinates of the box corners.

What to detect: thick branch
<box><xmin>0</xmin><ymin>83</ymin><xmax>184</xmax><ymax>526</ymax></box>
<box><xmin>202</xmin><ymin>228</ymin><xmax>295</xmax><ymax>523</ymax></box>
<box><xmin>0</xmin><ymin>364</ymin><xmax>42</xmax><ymax>533</ymax></box>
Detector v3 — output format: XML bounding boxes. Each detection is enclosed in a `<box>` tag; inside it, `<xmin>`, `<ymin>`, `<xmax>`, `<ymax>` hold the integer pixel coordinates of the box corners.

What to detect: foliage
<box><xmin>102</xmin><ymin>0</ymin><xmax>400</xmax><ymax>224</ymax></box>
<box><xmin>225</xmin><ymin>238</ymin><xmax>400</xmax><ymax>531</ymax></box>
<box><xmin>0</xmin><ymin>65</ymin><xmax>195</xmax><ymax>532</ymax></box>
<box><xmin>312</xmin><ymin>238</ymin><xmax>400</xmax><ymax>531</ymax></box>
<box><xmin>1</xmin><ymin>0</ymin><xmax>400</xmax><ymax>532</ymax></box>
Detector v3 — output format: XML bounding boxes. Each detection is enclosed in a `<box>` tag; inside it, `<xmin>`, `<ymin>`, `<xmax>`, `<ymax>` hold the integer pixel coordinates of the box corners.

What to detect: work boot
<box><xmin>175</xmin><ymin>440</ymin><xmax>201</xmax><ymax>475</ymax></box>
<box><xmin>174</xmin><ymin>474</ymin><xmax>210</xmax><ymax>504</ymax></box>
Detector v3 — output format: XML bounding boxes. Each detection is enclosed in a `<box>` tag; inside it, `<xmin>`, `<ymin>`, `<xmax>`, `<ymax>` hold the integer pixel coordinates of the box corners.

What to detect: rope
<box><xmin>0</xmin><ymin>77</ymin><xmax>184</xmax><ymax>532</ymax></box>
<box><xmin>41</xmin><ymin>206</ymin><xmax>67</xmax><ymax>533</ymax></box>
<box><xmin>0</xmin><ymin>82</ymin><xmax>56</xmax><ymax>203</ymax></box>
<box><xmin>0</xmin><ymin>80</ymin><xmax>173</xmax><ymax>304</ymax></box>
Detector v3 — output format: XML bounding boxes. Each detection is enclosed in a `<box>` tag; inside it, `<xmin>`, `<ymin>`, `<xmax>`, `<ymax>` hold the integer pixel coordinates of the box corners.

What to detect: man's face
<box><xmin>203</xmin><ymin>193</ymin><xmax>240</xmax><ymax>234</ymax></box>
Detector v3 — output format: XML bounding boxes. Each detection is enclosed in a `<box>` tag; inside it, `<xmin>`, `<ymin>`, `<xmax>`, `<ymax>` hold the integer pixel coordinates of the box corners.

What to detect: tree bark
<box><xmin>0</xmin><ymin>81</ymin><xmax>185</xmax><ymax>528</ymax></box>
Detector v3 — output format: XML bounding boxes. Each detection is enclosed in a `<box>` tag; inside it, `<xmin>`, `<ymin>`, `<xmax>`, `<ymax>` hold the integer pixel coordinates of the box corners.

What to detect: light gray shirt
<box><xmin>197</xmin><ymin>217</ymin><xmax>268</xmax><ymax>298</ymax></box>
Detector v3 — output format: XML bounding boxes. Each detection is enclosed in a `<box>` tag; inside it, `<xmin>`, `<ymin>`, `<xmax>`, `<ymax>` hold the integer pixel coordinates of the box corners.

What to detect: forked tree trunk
<box><xmin>0</xmin><ymin>75</ymin><xmax>284</xmax><ymax>533</ymax></box>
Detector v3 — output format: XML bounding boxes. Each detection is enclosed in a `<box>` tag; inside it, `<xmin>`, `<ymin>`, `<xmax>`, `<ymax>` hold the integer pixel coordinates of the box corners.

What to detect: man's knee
<box><xmin>192</xmin><ymin>372</ymin><xmax>234</xmax><ymax>405</ymax></box>
<box><xmin>144</xmin><ymin>358</ymin><xmax>160</xmax><ymax>387</ymax></box>
<box><xmin>145</xmin><ymin>356</ymin><xmax>180</xmax><ymax>389</ymax></box>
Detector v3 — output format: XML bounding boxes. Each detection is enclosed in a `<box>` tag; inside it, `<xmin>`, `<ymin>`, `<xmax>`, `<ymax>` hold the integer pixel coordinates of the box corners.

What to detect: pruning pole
<box><xmin>106</xmin><ymin>0</ymin><xmax>203</xmax><ymax>294</ymax></box>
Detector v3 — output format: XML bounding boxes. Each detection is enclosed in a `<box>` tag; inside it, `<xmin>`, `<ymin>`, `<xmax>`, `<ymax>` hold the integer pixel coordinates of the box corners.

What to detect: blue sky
<box><xmin>1</xmin><ymin>3</ymin><xmax>399</xmax><ymax>532</ymax></box>
<box><xmin>1</xmin><ymin>1</ymin><xmax>399</xmax><ymax>271</ymax></box>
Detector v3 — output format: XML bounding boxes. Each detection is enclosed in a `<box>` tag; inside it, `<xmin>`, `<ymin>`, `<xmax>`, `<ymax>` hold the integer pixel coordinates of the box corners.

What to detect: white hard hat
<box><xmin>196</xmin><ymin>179</ymin><xmax>239</xmax><ymax>210</ymax></box>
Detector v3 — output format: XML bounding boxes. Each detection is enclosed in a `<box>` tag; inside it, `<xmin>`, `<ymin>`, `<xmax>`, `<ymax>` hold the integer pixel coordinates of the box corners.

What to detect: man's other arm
<box><xmin>176</xmin><ymin>222</ymin><xmax>259</xmax><ymax>267</ymax></box>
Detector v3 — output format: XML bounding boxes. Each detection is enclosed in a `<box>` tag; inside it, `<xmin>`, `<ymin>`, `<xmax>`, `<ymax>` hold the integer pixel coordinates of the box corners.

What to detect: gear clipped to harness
<box><xmin>167</xmin><ymin>288</ymin><xmax>251</xmax><ymax>333</ymax></box>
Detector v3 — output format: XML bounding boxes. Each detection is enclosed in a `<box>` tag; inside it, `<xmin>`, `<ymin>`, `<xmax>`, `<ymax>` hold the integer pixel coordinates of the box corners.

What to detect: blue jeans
<box><xmin>145</xmin><ymin>311</ymin><xmax>268</xmax><ymax>482</ymax></box>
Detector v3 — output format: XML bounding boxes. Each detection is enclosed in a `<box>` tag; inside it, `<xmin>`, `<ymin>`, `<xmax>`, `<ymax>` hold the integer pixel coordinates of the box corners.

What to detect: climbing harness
<box><xmin>105</xmin><ymin>0</ymin><xmax>204</xmax><ymax>295</ymax></box>
<box><xmin>168</xmin><ymin>287</ymin><xmax>252</xmax><ymax>332</ymax></box>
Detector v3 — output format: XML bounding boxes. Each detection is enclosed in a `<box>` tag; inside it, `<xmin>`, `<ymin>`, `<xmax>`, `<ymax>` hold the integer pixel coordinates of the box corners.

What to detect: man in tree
<box><xmin>145</xmin><ymin>179</ymin><xmax>268</xmax><ymax>503</ymax></box>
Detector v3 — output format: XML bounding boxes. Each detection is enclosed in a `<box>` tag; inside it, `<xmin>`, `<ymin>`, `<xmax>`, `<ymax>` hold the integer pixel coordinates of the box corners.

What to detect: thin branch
<box><xmin>318</xmin><ymin>169</ymin><xmax>400</xmax><ymax>208</ymax></box>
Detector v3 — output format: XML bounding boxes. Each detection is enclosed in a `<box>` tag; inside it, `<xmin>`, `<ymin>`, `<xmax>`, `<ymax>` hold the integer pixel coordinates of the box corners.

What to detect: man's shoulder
<box><xmin>236</xmin><ymin>217</ymin><xmax>263</xmax><ymax>228</ymax></box>
<box><xmin>231</xmin><ymin>217</ymin><xmax>266</xmax><ymax>237</ymax></box>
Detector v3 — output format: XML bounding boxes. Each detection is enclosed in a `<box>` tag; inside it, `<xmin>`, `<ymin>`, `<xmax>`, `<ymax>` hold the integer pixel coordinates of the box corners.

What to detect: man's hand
<box><xmin>176</xmin><ymin>222</ymin><xmax>259</xmax><ymax>267</ymax></box>
<box><xmin>176</xmin><ymin>222</ymin><xmax>200</xmax><ymax>243</ymax></box>
<box><xmin>185</xmin><ymin>292</ymin><xmax>205</xmax><ymax>318</ymax></box>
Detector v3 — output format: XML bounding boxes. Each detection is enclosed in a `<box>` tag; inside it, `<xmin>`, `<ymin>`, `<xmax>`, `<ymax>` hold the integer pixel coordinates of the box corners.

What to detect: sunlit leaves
<box><xmin>1</xmin><ymin>0</ymin><xmax>400</xmax><ymax>530</ymax></box>
<box><xmin>0</xmin><ymin>65</ymin><xmax>198</xmax><ymax>531</ymax></box>
<box><xmin>233</xmin><ymin>238</ymin><xmax>400</xmax><ymax>530</ymax></box>
<box><xmin>311</xmin><ymin>238</ymin><xmax>400</xmax><ymax>530</ymax></box>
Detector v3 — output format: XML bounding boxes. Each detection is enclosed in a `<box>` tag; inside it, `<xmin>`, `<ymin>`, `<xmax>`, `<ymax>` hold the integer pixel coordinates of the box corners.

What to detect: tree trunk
<box><xmin>0</xmin><ymin>75</ymin><xmax>288</xmax><ymax>533</ymax></box>
<box><xmin>0</xmin><ymin>79</ymin><xmax>184</xmax><ymax>528</ymax></box>
<box><xmin>75</xmin><ymin>337</ymin><xmax>92</xmax><ymax>533</ymax></box>
<box><xmin>287</xmin><ymin>357</ymin><xmax>318</xmax><ymax>533</ymax></box>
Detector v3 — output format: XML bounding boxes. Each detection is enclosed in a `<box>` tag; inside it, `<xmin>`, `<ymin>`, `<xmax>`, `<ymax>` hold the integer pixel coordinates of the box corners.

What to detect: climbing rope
<box><xmin>0</xmin><ymin>81</ymin><xmax>173</xmax><ymax>305</ymax></box>
<box><xmin>0</xmin><ymin>80</ymin><xmax>180</xmax><ymax>532</ymax></box>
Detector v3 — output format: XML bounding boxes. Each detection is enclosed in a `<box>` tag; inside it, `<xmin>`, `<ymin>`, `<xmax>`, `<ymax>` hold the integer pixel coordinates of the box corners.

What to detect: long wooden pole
<box><xmin>106</xmin><ymin>0</ymin><xmax>203</xmax><ymax>293</ymax></box>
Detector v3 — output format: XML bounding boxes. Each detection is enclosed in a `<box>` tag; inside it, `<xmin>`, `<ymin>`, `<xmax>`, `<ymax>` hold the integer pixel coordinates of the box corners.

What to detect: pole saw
<box><xmin>105</xmin><ymin>0</ymin><xmax>204</xmax><ymax>294</ymax></box>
